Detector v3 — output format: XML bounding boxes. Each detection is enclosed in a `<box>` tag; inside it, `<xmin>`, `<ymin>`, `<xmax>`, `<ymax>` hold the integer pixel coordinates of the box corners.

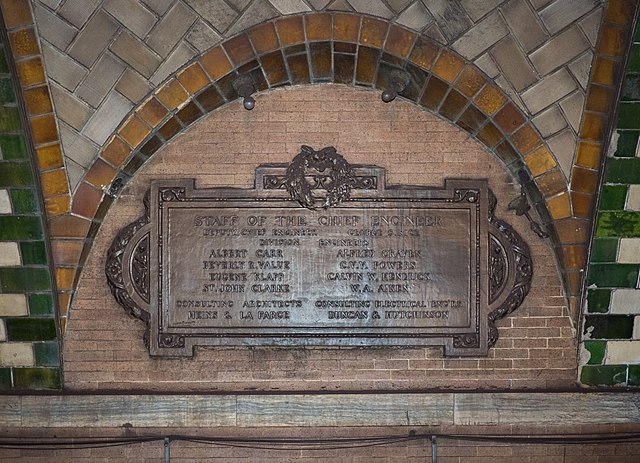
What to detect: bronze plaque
<box><xmin>106</xmin><ymin>147</ymin><xmax>532</xmax><ymax>357</ymax></box>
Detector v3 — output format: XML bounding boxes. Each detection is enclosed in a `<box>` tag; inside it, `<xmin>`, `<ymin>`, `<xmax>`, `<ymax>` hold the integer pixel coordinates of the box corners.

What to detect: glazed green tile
<box><xmin>629</xmin><ymin>365</ymin><xmax>640</xmax><ymax>386</ymax></box>
<box><xmin>0</xmin><ymin>268</ymin><xmax>50</xmax><ymax>292</ymax></box>
<box><xmin>580</xmin><ymin>365</ymin><xmax>627</xmax><ymax>386</ymax></box>
<box><xmin>622</xmin><ymin>75</ymin><xmax>640</xmax><ymax>101</ymax></box>
<box><xmin>599</xmin><ymin>185</ymin><xmax>627</xmax><ymax>210</ymax></box>
<box><xmin>13</xmin><ymin>367</ymin><xmax>61</xmax><ymax>390</ymax></box>
<box><xmin>588</xmin><ymin>263</ymin><xmax>639</xmax><ymax>287</ymax></box>
<box><xmin>617</xmin><ymin>102</ymin><xmax>640</xmax><ymax>129</ymax></box>
<box><xmin>29</xmin><ymin>293</ymin><xmax>53</xmax><ymax>316</ymax></box>
<box><xmin>0</xmin><ymin>78</ymin><xmax>15</xmax><ymax>103</ymax></box>
<box><xmin>596</xmin><ymin>212</ymin><xmax>640</xmax><ymax>237</ymax></box>
<box><xmin>629</xmin><ymin>44</ymin><xmax>640</xmax><ymax>70</ymax></box>
<box><xmin>583</xmin><ymin>340</ymin><xmax>606</xmax><ymax>365</ymax></box>
<box><xmin>5</xmin><ymin>318</ymin><xmax>56</xmax><ymax>341</ymax></box>
<box><xmin>20</xmin><ymin>241</ymin><xmax>47</xmax><ymax>265</ymax></box>
<box><xmin>0</xmin><ymin>106</ymin><xmax>21</xmax><ymax>132</ymax></box>
<box><xmin>591</xmin><ymin>238</ymin><xmax>618</xmax><ymax>262</ymax></box>
<box><xmin>0</xmin><ymin>162</ymin><xmax>33</xmax><ymax>186</ymax></box>
<box><xmin>584</xmin><ymin>315</ymin><xmax>634</xmax><ymax>339</ymax></box>
<box><xmin>34</xmin><ymin>342</ymin><xmax>60</xmax><ymax>367</ymax></box>
<box><xmin>0</xmin><ymin>216</ymin><xmax>43</xmax><ymax>240</ymax></box>
<box><xmin>587</xmin><ymin>289</ymin><xmax>611</xmax><ymax>313</ymax></box>
<box><xmin>0</xmin><ymin>48</ymin><xmax>8</xmax><ymax>73</ymax></box>
<box><xmin>614</xmin><ymin>131</ymin><xmax>639</xmax><ymax>156</ymax></box>
<box><xmin>0</xmin><ymin>368</ymin><xmax>11</xmax><ymax>390</ymax></box>
<box><xmin>0</xmin><ymin>135</ymin><xmax>27</xmax><ymax>159</ymax></box>
<box><xmin>604</xmin><ymin>158</ymin><xmax>640</xmax><ymax>183</ymax></box>
<box><xmin>10</xmin><ymin>188</ymin><xmax>39</xmax><ymax>213</ymax></box>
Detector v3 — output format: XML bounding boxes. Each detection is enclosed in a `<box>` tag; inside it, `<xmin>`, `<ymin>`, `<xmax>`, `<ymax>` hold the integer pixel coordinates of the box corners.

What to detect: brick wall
<box><xmin>65</xmin><ymin>85</ymin><xmax>575</xmax><ymax>391</ymax></box>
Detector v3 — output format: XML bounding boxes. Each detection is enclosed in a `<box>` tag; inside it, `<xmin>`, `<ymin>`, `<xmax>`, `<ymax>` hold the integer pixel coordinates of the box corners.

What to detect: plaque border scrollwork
<box><xmin>105</xmin><ymin>191</ymin><xmax>152</xmax><ymax>347</ymax></box>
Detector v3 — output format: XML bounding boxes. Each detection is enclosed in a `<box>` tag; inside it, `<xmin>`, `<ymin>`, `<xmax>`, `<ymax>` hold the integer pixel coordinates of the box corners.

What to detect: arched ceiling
<box><xmin>30</xmin><ymin>0</ymin><xmax>602</xmax><ymax>191</ymax></box>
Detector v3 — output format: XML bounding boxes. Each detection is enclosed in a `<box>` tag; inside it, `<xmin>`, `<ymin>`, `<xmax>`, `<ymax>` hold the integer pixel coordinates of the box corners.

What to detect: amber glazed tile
<box><xmin>575</xmin><ymin>141</ymin><xmax>602</xmax><ymax>169</ymax></box>
<box><xmin>309</xmin><ymin>42</ymin><xmax>331</xmax><ymax>79</ymax></box>
<box><xmin>44</xmin><ymin>195</ymin><xmax>70</xmax><ymax>217</ymax></box>
<box><xmin>555</xmin><ymin>217</ymin><xmax>590</xmax><ymax>244</ymax></box>
<box><xmin>455</xmin><ymin>66</ymin><xmax>486</xmax><ymax>97</ymax></box>
<box><xmin>535</xmin><ymin>168</ymin><xmax>567</xmax><ymax>197</ymax></box>
<box><xmin>305</xmin><ymin>14</ymin><xmax>331</xmax><ymax>41</ymax></box>
<box><xmin>9</xmin><ymin>28</ymin><xmax>39</xmax><ymax>57</ymax></box>
<box><xmin>494</xmin><ymin>103</ymin><xmax>525</xmax><ymax>134</ymax></box>
<box><xmin>177</xmin><ymin>62</ymin><xmax>210</xmax><ymax>94</ymax></box>
<box><xmin>474</xmin><ymin>84</ymin><xmax>506</xmax><ymax>116</ymax></box>
<box><xmin>456</xmin><ymin>105</ymin><xmax>486</xmax><ymax>133</ymax></box>
<box><xmin>333</xmin><ymin>14</ymin><xmax>360</xmax><ymax>42</ymax></box>
<box><xmin>384</xmin><ymin>25</ymin><xmax>416</xmax><ymax>58</ymax></box>
<box><xmin>51</xmin><ymin>240</ymin><xmax>83</xmax><ymax>266</ymax></box>
<box><xmin>71</xmin><ymin>182</ymin><xmax>103</xmax><ymax>220</ymax></box>
<box><xmin>419</xmin><ymin>76</ymin><xmax>449</xmax><ymax>111</ymax></box>
<box><xmin>55</xmin><ymin>267</ymin><xmax>75</xmax><ymax>291</ymax></box>
<box><xmin>432</xmin><ymin>50</ymin><xmax>464</xmax><ymax>83</ymax></box>
<box><xmin>29</xmin><ymin>114</ymin><xmax>58</xmax><ymax>145</ymax></box>
<box><xmin>334</xmin><ymin>53</ymin><xmax>355</xmax><ymax>85</ymax></box>
<box><xmin>35</xmin><ymin>143</ymin><xmax>64</xmax><ymax>171</ymax></box>
<box><xmin>511</xmin><ymin>124</ymin><xmax>542</xmax><ymax>154</ymax></box>
<box><xmin>41</xmin><ymin>169</ymin><xmax>68</xmax><ymax>197</ymax></box>
<box><xmin>118</xmin><ymin>115</ymin><xmax>151</xmax><ymax>148</ymax></box>
<box><xmin>571</xmin><ymin>166</ymin><xmax>598</xmax><ymax>194</ymax></box>
<box><xmin>525</xmin><ymin>146</ymin><xmax>557</xmax><ymax>177</ymax></box>
<box><xmin>562</xmin><ymin>244</ymin><xmax>587</xmax><ymax>270</ymax></box>
<box><xmin>223</xmin><ymin>34</ymin><xmax>255</xmax><ymax>66</ymax></box>
<box><xmin>0</xmin><ymin>0</ymin><xmax>33</xmax><ymax>29</ymax></box>
<box><xmin>276</xmin><ymin>16</ymin><xmax>305</xmax><ymax>46</ymax></box>
<box><xmin>571</xmin><ymin>191</ymin><xmax>593</xmax><ymax>219</ymax></box>
<box><xmin>23</xmin><ymin>85</ymin><xmax>53</xmax><ymax>115</ymax></box>
<box><xmin>355</xmin><ymin>46</ymin><xmax>379</xmax><ymax>84</ymax></box>
<box><xmin>476</xmin><ymin>122</ymin><xmax>503</xmax><ymax>148</ymax></box>
<box><xmin>195</xmin><ymin>85</ymin><xmax>225</xmax><ymax>112</ymax></box>
<box><xmin>199</xmin><ymin>47</ymin><xmax>233</xmax><ymax>80</ymax></box>
<box><xmin>156</xmin><ymin>80</ymin><xmax>189</xmax><ymax>110</ymax></box>
<box><xmin>49</xmin><ymin>214</ymin><xmax>91</xmax><ymax>238</ymax></box>
<box><xmin>287</xmin><ymin>54</ymin><xmax>311</xmax><ymax>85</ymax></box>
<box><xmin>248</xmin><ymin>22</ymin><xmax>280</xmax><ymax>54</ymax></box>
<box><xmin>495</xmin><ymin>140</ymin><xmax>519</xmax><ymax>165</ymax></box>
<box><xmin>586</xmin><ymin>84</ymin><xmax>614</xmax><ymax>114</ymax></box>
<box><xmin>580</xmin><ymin>112</ymin><xmax>606</xmax><ymax>141</ymax></box>
<box><xmin>408</xmin><ymin>36</ymin><xmax>440</xmax><ymax>70</ymax></box>
<box><xmin>137</xmin><ymin>97</ymin><xmax>168</xmax><ymax>127</ymax></box>
<box><xmin>101</xmin><ymin>136</ymin><xmax>131</xmax><ymax>167</ymax></box>
<box><xmin>176</xmin><ymin>101</ymin><xmax>203</xmax><ymax>126</ymax></box>
<box><xmin>16</xmin><ymin>57</ymin><xmax>46</xmax><ymax>87</ymax></box>
<box><xmin>85</xmin><ymin>158</ymin><xmax>117</xmax><ymax>189</ymax></box>
<box><xmin>604</xmin><ymin>0</ymin><xmax>635</xmax><ymax>25</ymax></box>
<box><xmin>592</xmin><ymin>57</ymin><xmax>617</xmax><ymax>86</ymax></box>
<box><xmin>158</xmin><ymin>117</ymin><xmax>182</xmax><ymax>141</ymax></box>
<box><xmin>261</xmin><ymin>51</ymin><xmax>288</xmax><ymax>86</ymax></box>
<box><xmin>359</xmin><ymin>17</ymin><xmax>388</xmax><ymax>48</ymax></box>
<box><xmin>598</xmin><ymin>24</ymin><xmax>627</xmax><ymax>57</ymax></box>
<box><xmin>439</xmin><ymin>88</ymin><xmax>468</xmax><ymax>122</ymax></box>
<box><xmin>546</xmin><ymin>191</ymin><xmax>572</xmax><ymax>220</ymax></box>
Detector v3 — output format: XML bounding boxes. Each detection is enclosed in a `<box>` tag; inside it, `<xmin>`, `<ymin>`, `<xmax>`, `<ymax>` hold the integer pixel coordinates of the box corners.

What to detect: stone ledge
<box><xmin>1</xmin><ymin>392</ymin><xmax>639</xmax><ymax>428</ymax></box>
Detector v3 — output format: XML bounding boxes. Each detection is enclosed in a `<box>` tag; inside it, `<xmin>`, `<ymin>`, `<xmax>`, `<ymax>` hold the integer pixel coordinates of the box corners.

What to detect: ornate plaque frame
<box><xmin>106</xmin><ymin>148</ymin><xmax>532</xmax><ymax>357</ymax></box>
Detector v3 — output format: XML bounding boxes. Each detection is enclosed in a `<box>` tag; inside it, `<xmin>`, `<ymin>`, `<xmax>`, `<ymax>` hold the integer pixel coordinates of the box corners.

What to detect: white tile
<box><xmin>634</xmin><ymin>317</ymin><xmax>640</xmax><ymax>339</ymax></box>
<box><xmin>0</xmin><ymin>320</ymin><xmax>5</xmax><ymax>342</ymax></box>
<box><xmin>0</xmin><ymin>242</ymin><xmax>21</xmax><ymax>266</ymax></box>
<box><xmin>0</xmin><ymin>343</ymin><xmax>35</xmax><ymax>367</ymax></box>
<box><xmin>0</xmin><ymin>294</ymin><xmax>29</xmax><ymax>317</ymax></box>
<box><xmin>0</xmin><ymin>189</ymin><xmax>11</xmax><ymax>214</ymax></box>
<box><xmin>610</xmin><ymin>289</ymin><xmax>640</xmax><ymax>314</ymax></box>
<box><xmin>618</xmin><ymin>238</ymin><xmax>640</xmax><ymax>263</ymax></box>
<box><xmin>626</xmin><ymin>184</ymin><xmax>640</xmax><ymax>211</ymax></box>
<box><xmin>605</xmin><ymin>340</ymin><xmax>640</xmax><ymax>364</ymax></box>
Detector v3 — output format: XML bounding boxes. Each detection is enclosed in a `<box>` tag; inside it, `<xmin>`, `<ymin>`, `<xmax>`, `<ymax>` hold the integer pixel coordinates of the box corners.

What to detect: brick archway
<box><xmin>53</xmin><ymin>13</ymin><xmax>572</xmax><ymax>331</ymax></box>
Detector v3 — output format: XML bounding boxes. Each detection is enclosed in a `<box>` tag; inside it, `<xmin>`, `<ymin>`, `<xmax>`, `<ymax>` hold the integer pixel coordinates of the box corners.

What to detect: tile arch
<box><xmin>43</xmin><ymin>12</ymin><xmax>571</xmax><ymax>332</ymax></box>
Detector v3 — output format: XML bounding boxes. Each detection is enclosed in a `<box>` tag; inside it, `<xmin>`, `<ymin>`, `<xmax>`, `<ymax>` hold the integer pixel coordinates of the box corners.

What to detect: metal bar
<box><xmin>164</xmin><ymin>436</ymin><xmax>171</xmax><ymax>463</ymax></box>
<box><xmin>432</xmin><ymin>435</ymin><xmax>437</xmax><ymax>463</ymax></box>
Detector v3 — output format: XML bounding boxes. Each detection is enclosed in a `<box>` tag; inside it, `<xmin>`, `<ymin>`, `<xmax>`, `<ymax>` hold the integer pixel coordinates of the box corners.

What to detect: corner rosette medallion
<box><xmin>285</xmin><ymin>145</ymin><xmax>355</xmax><ymax>210</ymax></box>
